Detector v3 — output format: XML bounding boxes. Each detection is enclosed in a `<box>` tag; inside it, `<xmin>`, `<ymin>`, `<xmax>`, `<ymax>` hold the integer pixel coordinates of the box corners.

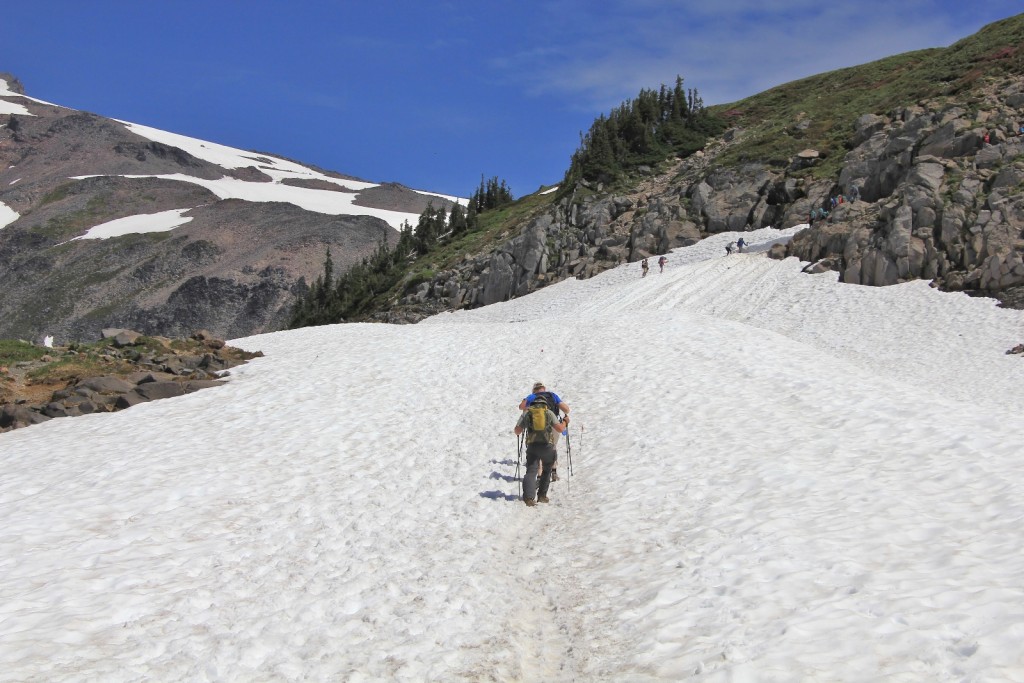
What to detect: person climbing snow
<box><xmin>658</xmin><ymin>255</ymin><xmax>667</xmax><ymax>273</ymax></box>
<box><xmin>514</xmin><ymin>395</ymin><xmax>569</xmax><ymax>506</ymax></box>
<box><xmin>641</xmin><ymin>258</ymin><xmax>650</xmax><ymax>277</ymax></box>
<box><xmin>736</xmin><ymin>237</ymin><xmax>747</xmax><ymax>253</ymax></box>
<box><xmin>519</xmin><ymin>382</ymin><xmax>570</xmax><ymax>481</ymax></box>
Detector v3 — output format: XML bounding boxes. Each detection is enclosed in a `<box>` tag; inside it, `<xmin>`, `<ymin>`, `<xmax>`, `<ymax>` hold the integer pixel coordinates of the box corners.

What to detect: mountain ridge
<box><xmin>0</xmin><ymin>73</ymin><xmax>459</xmax><ymax>342</ymax></box>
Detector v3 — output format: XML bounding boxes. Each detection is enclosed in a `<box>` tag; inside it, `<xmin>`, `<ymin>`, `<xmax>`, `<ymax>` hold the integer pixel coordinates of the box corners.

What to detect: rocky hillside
<box><xmin>0</xmin><ymin>329</ymin><xmax>262</xmax><ymax>433</ymax></box>
<box><xmin>0</xmin><ymin>74</ymin><xmax>458</xmax><ymax>343</ymax></box>
<box><xmin>360</xmin><ymin>14</ymin><xmax>1024</xmax><ymax>322</ymax></box>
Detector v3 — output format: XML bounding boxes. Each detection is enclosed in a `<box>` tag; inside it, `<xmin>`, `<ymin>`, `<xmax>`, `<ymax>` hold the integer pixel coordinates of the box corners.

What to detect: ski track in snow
<box><xmin>2</xmin><ymin>228</ymin><xmax>1024</xmax><ymax>681</ymax></box>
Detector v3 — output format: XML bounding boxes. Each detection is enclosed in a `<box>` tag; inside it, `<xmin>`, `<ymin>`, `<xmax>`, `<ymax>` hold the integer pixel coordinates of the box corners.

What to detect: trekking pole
<box><xmin>565</xmin><ymin>428</ymin><xmax>572</xmax><ymax>495</ymax></box>
<box><xmin>516</xmin><ymin>432</ymin><xmax>524</xmax><ymax>499</ymax></box>
<box><xmin>575</xmin><ymin>424</ymin><xmax>582</xmax><ymax>477</ymax></box>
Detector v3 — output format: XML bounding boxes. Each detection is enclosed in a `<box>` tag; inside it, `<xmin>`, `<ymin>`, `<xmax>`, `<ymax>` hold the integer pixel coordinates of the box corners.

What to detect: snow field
<box><xmin>1</xmin><ymin>227</ymin><xmax>1023</xmax><ymax>681</ymax></box>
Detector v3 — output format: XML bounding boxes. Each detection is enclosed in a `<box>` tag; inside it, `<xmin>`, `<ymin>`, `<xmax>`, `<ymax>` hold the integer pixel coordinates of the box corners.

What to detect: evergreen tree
<box><xmin>395</xmin><ymin>220</ymin><xmax>415</xmax><ymax>262</ymax></box>
<box><xmin>469</xmin><ymin>175</ymin><xmax>514</xmax><ymax>213</ymax></box>
<box><xmin>414</xmin><ymin>203</ymin><xmax>441</xmax><ymax>254</ymax></box>
<box><xmin>563</xmin><ymin>75</ymin><xmax>724</xmax><ymax>187</ymax></box>
<box><xmin>448</xmin><ymin>203</ymin><xmax>468</xmax><ymax>237</ymax></box>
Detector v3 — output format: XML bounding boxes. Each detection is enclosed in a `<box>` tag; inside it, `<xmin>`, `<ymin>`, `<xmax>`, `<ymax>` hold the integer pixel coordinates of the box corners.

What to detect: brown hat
<box><xmin>532</xmin><ymin>381</ymin><xmax>545</xmax><ymax>392</ymax></box>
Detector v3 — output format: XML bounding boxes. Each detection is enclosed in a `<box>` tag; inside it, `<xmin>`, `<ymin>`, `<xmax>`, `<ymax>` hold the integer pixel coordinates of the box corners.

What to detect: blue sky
<box><xmin>3</xmin><ymin>1</ymin><xmax>1021</xmax><ymax>198</ymax></box>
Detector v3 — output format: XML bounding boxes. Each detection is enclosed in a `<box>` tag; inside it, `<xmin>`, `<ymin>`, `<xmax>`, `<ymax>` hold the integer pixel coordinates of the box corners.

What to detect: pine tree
<box><xmin>562</xmin><ymin>75</ymin><xmax>722</xmax><ymax>187</ymax></box>
<box><xmin>448</xmin><ymin>203</ymin><xmax>468</xmax><ymax>237</ymax></box>
<box><xmin>414</xmin><ymin>203</ymin><xmax>440</xmax><ymax>254</ymax></box>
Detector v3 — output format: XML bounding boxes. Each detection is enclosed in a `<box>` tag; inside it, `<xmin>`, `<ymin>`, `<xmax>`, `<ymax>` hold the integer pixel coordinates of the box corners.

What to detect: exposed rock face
<box><xmin>789</xmin><ymin>86</ymin><xmax>1024</xmax><ymax>297</ymax></box>
<box><xmin>0</xmin><ymin>329</ymin><xmax>262</xmax><ymax>433</ymax></box>
<box><xmin>378</xmin><ymin>80</ymin><xmax>1023</xmax><ymax>322</ymax></box>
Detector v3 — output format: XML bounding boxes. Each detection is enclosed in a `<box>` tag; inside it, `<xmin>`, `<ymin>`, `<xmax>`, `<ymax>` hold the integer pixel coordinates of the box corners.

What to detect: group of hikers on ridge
<box><xmin>514</xmin><ymin>382</ymin><xmax>571</xmax><ymax>507</ymax></box>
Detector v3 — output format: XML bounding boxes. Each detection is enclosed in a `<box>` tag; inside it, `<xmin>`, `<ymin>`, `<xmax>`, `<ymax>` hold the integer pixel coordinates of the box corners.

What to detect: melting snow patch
<box><xmin>0</xmin><ymin>200</ymin><xmax>19</xmax><ymax>230</ymax></box>
<box><xmin>71</xmin><ymin>209</ymin><xmax>194</xmax><ymax>240</ymax></box>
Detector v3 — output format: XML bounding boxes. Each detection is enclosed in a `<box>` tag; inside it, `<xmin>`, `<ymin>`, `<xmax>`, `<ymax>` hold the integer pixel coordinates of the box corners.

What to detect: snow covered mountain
<box><xmin>3</xmin><ymin>228</ymin><xmax>1023</xmax><ymax>681</ymax></box>
<box><xmin>0</xmin><ymin>74</ymin><xmax>460</xmax><ymax>342</ymax></box>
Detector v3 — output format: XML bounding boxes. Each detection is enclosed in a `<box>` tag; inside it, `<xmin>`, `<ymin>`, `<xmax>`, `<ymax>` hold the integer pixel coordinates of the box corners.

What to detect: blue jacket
<box><xmin>524</xmin><ymin>391</ymin><xmax>563</xmax><ymax>413</ymax></box>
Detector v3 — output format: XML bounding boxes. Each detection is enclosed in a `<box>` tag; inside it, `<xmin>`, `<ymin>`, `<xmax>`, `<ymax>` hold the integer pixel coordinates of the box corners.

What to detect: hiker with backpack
<box><xmin>519</xmin><ymin>382</ymin><xmax>570</xmax><ymax>480</ymax></box>
<box><xmin>514</xmin><ymin>395</ymin><xmax>569</xmax><ymax>506</ymax></box>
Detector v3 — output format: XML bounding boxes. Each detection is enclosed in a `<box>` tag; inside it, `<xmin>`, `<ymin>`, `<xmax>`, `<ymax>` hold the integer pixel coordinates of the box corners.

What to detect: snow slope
<box><xmin>2</xmin><ymin>228</ymin><xmax>1024</xmax><ymax>681</ymax></box>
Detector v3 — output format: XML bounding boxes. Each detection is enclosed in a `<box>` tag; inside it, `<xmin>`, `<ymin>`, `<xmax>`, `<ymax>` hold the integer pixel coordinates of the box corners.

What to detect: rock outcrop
<box><xmin>375</xmin><ymin>80</ymin><xmax>1023</xmax><ymax>322</ymax></box>
<box><xmin>789</xmin><ymin>83</ymin><xmax>1024</xmax><ymax>298</ymax></box>
<box><xmin>0</xmin><ymin>330</ymin><xmax>262</xmax><ymax>433</ymax></box>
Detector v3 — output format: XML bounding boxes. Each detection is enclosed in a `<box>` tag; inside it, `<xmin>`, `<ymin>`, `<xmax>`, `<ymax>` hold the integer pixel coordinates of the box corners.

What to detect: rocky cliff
<box><xmin>375</xmin><ymin>79</ymin><xmax>1024</xmax><ymax>322</ymax></box>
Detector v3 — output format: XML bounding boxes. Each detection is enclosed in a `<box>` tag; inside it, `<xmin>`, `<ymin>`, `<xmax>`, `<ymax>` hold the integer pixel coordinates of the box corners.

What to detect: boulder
<box><xmin>0</xmin><ymin>404</ymin><xmax>50</xmax><ymax>429</ymax></box>
<box><xmin>134</xmin><ymin>381</ymin><xmax>187</xmax><ymax>401</ymax></box>
<box><xmin>115</xmin><ymin>392</ymin><xmax>149</xmax><ymax>410</ymax></box>
<box><xmin>113</xmin><ymin>330</ymin><xmax>143</xmax><ymax>348</ymax></box>
<box><xmin>78</xmin><ymin>376</ymin><xmax>137</xmax><ymax>395</ymax></box>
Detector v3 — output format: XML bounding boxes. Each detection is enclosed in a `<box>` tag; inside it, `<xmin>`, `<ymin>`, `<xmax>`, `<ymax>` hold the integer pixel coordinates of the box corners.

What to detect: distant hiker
<box><xmin>983</xmin><ymin>131</ymin><xmax>990</xmax><ymax>145</ymax></box>
<box><xmin>519</xmin><ymin>382</ymin><xmax>570</xmax><ymax>480</ymax></box>
<box><xmin>736</xmin><ymin>238</ymin><xmax>747</xmax><ymax>253</ymax></box>
<box><xmin>641</xmin><ymin>258</ymin><xmax>650</xmax><ymax>277</ymax></box>
<box><xmin>725</xmin><ymin>242</ymin><xmax>735</xmax><ymax>255</ymax></box>
<box><xmin>850</xmin><ymin>185</ymin><xmax>861</xmax><ymax>202</ymax></box>
<box><xmin>514</xmin><ymin>394</ymin><xmax>569</xmax><ymax>506</ymax></box>
<box><xmin>658</xmin><ymin>255</ymin><xmax>667</xmax><ymax>273</ymax></box>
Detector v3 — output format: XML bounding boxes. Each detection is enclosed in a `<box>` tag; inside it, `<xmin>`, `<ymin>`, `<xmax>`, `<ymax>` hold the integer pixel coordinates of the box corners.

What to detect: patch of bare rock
<box><xmin>0</xmin><ymin>329</ymin><xmax>262</xmax><ymax>433</ymax></box>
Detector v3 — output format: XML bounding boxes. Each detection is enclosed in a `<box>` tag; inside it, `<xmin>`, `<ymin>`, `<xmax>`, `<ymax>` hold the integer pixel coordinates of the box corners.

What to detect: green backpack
<box><xmin>525</xmin><ymin>404</ymin><xmax>552</xmax><ymax>444</ymax></box>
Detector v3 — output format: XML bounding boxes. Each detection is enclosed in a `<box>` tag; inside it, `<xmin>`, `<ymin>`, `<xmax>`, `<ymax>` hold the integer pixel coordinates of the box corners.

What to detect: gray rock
<box><xmin>0</xmin><ymin>404</ymin><xmax>50</xmax><ymax>428</ymax></box>
<box><xmin>113</xmin><ymin>330</ymin><xmax>144</xmax><ymax>348</ymax></box>
<box><xmin>115</xmin><ymin>392</ymin><xmax>150</xmax><ymax>409</ymax></box>
<box><xmin>134</xmin><ymin>381</ymin><xmax>187</xmax><ymax>401</ymax></box>
<box><xmin>78</xmin><ymin>376</ymin><xmax>137</xmax><ymax>394</ymax></box>
<box><xmin>42</xmin><ymin>402</ymin><xmax>73</xmax><ymax>418</ymax></box>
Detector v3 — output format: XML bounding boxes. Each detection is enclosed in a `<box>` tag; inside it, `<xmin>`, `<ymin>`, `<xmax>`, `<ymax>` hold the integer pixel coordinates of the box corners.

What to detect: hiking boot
<box><xmin>550</xmin><ymin>470</ymin><xmax>559</xmax><ymax>482</ymax></box>
<box><xmin>524</xmin><ymin>498</ymin><xmax>536</xmax><ymax>507</ymax></box>
<box><xmin>538</xmin><ymin>496</ymin><xmax>550</xmax><ymax>503</ymax></box>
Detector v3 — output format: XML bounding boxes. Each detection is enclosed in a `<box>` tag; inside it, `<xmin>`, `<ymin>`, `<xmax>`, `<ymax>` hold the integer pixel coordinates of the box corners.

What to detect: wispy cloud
<box><xmin>491</xmin><ymin>0</ymin><xmax>1022</xmax><ymax>110</ymax></box>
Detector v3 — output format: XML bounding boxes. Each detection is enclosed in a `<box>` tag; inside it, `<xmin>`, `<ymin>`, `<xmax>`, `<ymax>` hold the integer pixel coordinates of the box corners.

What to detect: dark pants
<box><xmin>524</xmin><ymin>441</ymin><xmax>557</xmax><ymax>500</ymax></box>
